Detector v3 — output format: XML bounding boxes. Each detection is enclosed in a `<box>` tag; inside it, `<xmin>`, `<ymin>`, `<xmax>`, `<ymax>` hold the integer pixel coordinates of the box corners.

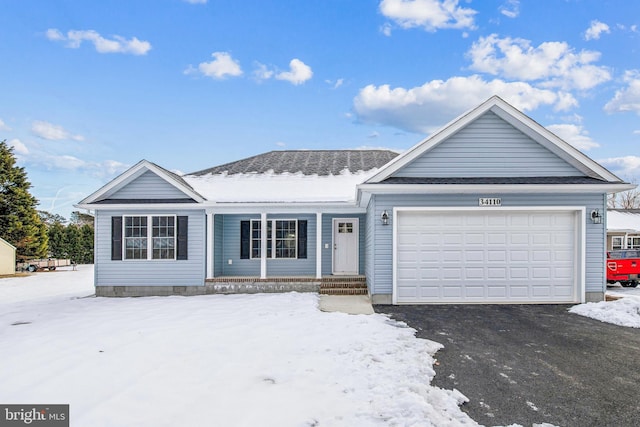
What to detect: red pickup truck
<box><xmin>607</xmin><ymin>250</ymin><xmax>640</xmax><ymax>287</ymax></box>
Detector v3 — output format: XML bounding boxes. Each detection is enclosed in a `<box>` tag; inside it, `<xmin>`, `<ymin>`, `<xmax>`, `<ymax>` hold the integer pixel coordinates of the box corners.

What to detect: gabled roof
<box><xmin>0</xmin><ymin>237</ymin><xmax>16</xmax><ymax>250</ymax></box>
<box><xmin>188</xmin><ymin>150</ymin><xmax>399</xmax><ymax>176</ymax></box>
<box><xmin>77</xmin><ymin>160</ymin><xmax>205</xmax><ymax>206</ymax></box>
<box><xmin>365</xmin><ymin>96</ymin><xmax>625</xmax><ymax>184</ymax></box>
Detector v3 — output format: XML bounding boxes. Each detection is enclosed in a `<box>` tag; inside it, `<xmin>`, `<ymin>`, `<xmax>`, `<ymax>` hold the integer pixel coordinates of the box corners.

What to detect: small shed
<box><xmin>607</xmin><ymin>209</ymin><xmax>640</xmax><ymax>250</ymax></box>
<box><xmin>0</xmin><ymin>237</ymin><xmax>16</xmax><ymax>275</ymax></box>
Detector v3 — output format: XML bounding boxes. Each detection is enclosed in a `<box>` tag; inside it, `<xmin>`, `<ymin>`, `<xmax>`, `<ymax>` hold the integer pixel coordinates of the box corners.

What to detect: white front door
<box><xmin>333</xmin><ymin>218</ymin><xmax>359</xmax><ymax>275</ymax></box>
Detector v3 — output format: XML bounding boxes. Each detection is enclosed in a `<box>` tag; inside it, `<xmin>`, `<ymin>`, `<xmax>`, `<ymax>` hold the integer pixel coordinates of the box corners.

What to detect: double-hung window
<box><xmin>250</xmin><ymin>219</ymin><xmax>298</xmax><ymax>259</ymax></box>
<box><xmin>611</xmin><ymin>236</ymin><xmax>624</xmax><ymax>250</ymax></box>
<box><xmin>124</xmin><ymin>215</ymin><xmax>176</xmax><ymax>260</ymax></box>
<box><xmin>628</xmin><ymin>236</ymin><xmax>640</xmax><ymax>249</ymax></box>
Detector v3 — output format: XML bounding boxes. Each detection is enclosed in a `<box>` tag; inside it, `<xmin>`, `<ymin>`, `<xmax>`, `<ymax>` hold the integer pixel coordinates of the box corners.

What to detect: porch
<box><xmin>205</xmin><ymin>275</ymin><xmax>368</xmax><ymax>295</ymax></box>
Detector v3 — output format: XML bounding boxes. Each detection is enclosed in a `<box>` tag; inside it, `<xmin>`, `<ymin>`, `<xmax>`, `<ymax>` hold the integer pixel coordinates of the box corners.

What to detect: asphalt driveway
<box><xmin>376</xmin><ymin>304</ymin><xmax>640</xmax><ymax>427</ymax></box>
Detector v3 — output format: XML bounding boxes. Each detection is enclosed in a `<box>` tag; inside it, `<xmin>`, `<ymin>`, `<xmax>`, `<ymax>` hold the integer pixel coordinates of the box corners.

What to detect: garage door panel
<box><xmin>488</xmin><ymin>286</ymin><xmax>507</xmax><ymax>297</ymax></box>
<box><xmin>509</xmin><ymin>268</ymin><xmax>529</xmax><ymax>279</ymax></box>
<box><xmin>418</xmin><ymin>285</ymin><xmax>439</xmax><ymax>298</ymax></box>
<box><xmin>396</xmin><ymin>210</ymin><xmax>578</xmax><ymax>304</ymax></box>
<box><xmin>533</xmin><ymin>251</ymin><xmax>551</xmax><ymax>261</ymax></box>
<box><xmin>465</xmin><ymin>250</ymin><xmax>484</xmax><ymax>262</ymax></box>
<box><xmin>465</xmin><ymin>267</ymin><xmax>484</xmax><ymax>279</ymax></box>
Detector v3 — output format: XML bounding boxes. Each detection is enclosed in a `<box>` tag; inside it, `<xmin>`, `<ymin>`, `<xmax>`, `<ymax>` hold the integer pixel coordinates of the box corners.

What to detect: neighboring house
<box><xmin>0</xmin><ymin>237</ymin><xmax>16</xmax><ymax>275</ymax></box>
<box><xmin>607</xmin><ymin>209</ymin><xmax>640</xmax><ymax>250</ymax></box>
<box><xmin>77</xmin><ymin>96</ymin><xmax>634</xmax><ymax>304</ymax></box>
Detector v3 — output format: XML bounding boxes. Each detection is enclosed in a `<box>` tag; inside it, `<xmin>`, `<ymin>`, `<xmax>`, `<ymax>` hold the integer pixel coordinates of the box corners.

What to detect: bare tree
<box><xmin>609</xmin><ymin>186</ymin><xmax>640</xmax><ymax>209</ymax></box>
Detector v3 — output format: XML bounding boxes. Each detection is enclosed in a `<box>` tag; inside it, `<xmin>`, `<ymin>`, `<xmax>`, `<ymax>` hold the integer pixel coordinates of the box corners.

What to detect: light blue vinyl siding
<box><xmin>109</xmin><ymin>170</ymin><xmax>193</xmax><ymax>200</ymax></box>
<box><xmin>95</xmin><ymin>209</ymin><xmax>206</xmax><ymax>287</ymax></box>
<box><xmin>218</xmin><ymin>214</ymin><xmax>317</xmax><ymax>277</ymax></box>
<box><xmin>393</xmin><ymin>111</ymin><xmax>583</xmax><ymax>178</ymax></box>
<box><xmin>367</xmin><ymin>193</ymin><xmax>607</xmax><ymax>296</ymax></box>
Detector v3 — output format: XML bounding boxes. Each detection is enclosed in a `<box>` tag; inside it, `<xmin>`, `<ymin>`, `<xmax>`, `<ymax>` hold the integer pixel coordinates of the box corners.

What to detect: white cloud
<box><xmin>584</xmin><ymin>20</ymin><xmax>610</xmax><ymax>41</ymax></box>
<box><xmin>8</xmin><ymin>138</ymin><xmax>29</xmax><ymax>155</ymax></box>
<box><xmin>599</xmin><ymin>156</ymin><xmax>640</xmax><ymax>179</ymax></box>
<box><xmin>546</xmin><ymin>124</ymin><xmax>599</xmax><ymax>150</ymax></box>
<box><xmin>353</xmin><ymin>75</ymin><xmax>572</xmax><ymax>133</ymax></box>
<box><xmin>499</xmin><ymin>0</ymin><xmax>520</xmax><ymax>18</ymax></box>
<box><xmin>253</xmin><ymin>62</ymin><xmax>274</xmax><ymax>81</ymax></box>
<box><xmin>380</xmin><ymin>23</ymin><xmax>393</xmax><ymax>36</ymax></box>
<box><xmin>325</xmin><ymin>78</ymin><xmax>344</xmax><ymax>89</ymax></box>
<box><xmin>634</xmin><ymin>130</ymin><xmax>640</xmax><ymax>135</ymax></box>
<box><xmin>275</xmin><ymin>59</ymin><xmax>313</xmax><ymax>85</ymax></box>
<box><xmin>27</xmin><ymin>151</ymin><xmax>129</xmax><ymax>178</ymax></box>
<box><xmin>275</xmin><ymin>141</ymin><xmax>286</xmax><ymax>147</ymax></box>
<box><xmin>379</xmin><ymin>0</ymin><xmax>477</xmax><ymax>32</ymax></box>
<box><xmin>0</xmin><ymin>118</ymin><xmax>11</xmax><ymax>131</ymax></box>
<box><xmin>604</xmin><ymin>70</ymin><xmax>640</xmax><ymax>115</ymax></box>
<box><xmin>467</xmin><ymin>34</ymin><xmax>611</xmax><ymax>90</ymax></box>
<box><xmin>31</xmin><ymin>121</ymin><xmax>84</xmax><ymax>141</ymax></box>
<box><xmin>185</xmin><ymin>52</ymin><xmax>243</xmax><ymax>79</ymax></box>
<box><xmin>46</xmin><ymin>28</ymin><xmax>151</xmax><ymax>55</ymax></box>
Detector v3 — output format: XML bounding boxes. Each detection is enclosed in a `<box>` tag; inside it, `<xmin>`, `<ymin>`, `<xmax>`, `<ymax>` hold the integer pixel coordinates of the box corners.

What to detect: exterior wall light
<box><xmin>590</xmin><ymin>209</ymin><xmax>602</xmax><ymax>224</ymax></box>
<box><xmin>381</xmin><ymin>210</ymin><xmax>390</xmax><ymax>225</ymax></box>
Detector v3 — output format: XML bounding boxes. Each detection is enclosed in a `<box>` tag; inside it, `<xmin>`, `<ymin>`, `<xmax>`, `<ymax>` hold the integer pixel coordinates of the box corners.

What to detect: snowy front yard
<box><xmin>0</xmin><ymin>266</ymin><xmax>475</xmax><ymax>427</ymax></box>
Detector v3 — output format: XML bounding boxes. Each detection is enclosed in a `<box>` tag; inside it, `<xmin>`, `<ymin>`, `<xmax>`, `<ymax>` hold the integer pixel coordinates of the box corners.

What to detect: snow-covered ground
<box><xmin>569</xmin><ymin>285</ymin><xmax>640</xmax><ymax>328</ymax></box>
<box><xmin>0</xmin><ymin>266</ymin><xmax>478</xmax><ymax>427</ymax></box>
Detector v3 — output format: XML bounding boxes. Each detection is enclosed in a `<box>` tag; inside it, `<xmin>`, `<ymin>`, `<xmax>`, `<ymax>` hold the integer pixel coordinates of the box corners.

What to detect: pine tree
<box><xmin>0</xmin><ymin>140</ymin><xmax>47</xmax><ymax>260</ymax></box>
<box><xmin>47</xmin><ymin>222</ymin><xmax>67</xmax><ymax>258</ymax></box>
<box><xmin>79</xmin><ymin>224</ymin><xmax>94</xmax><ymax>264</ymax></box>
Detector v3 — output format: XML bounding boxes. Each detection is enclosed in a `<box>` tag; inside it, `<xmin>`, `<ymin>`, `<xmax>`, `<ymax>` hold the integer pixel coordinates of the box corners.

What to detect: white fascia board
<box><xmin>78</xmin><ymin>160</ymin><xmax>205</xmax><ymax>205</ymax></box>
<box><xmin>607</xmin><ymin>228</ymin><xmax>639</xmax><ymax>233</ymax></box>
<box><xmin>488</xmin><ymin>105</ymin><xmax>623</xmax><ymax>182</ymax></box>
<box><xmin>365</xmin><ymin>96</ymin><xmax>502</xmax><ymax>184</ymax></box>
<box><xmin>78</xmin><ymin>201</ymin><xmax>366</xmax><ymax>215</ymax></box>
<box><xmin>78</xmin><ymin>160</ymin><xmax>149</xmax><ymax>204</ymax></box>
<box><xmin>143</xmin><ymin>162</ymin><xmax>206</xmax><ymax>203</ymax></box>
<box><xmin>358</xmin><ymin>182</ymin><xmax>636</xmax><ymax>195</ymax></box>
<box><xmin>203</xmin><ymin>202</ymin><xmax>366</xmax><ymax>215</ymax></box>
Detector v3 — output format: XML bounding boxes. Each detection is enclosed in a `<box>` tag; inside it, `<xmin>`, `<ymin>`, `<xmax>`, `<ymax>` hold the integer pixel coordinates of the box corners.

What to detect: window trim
<box><xmin>628</xmin><ymin>236</ymin><xmax>640</xmax><ymax>249</ymax></box>
<box><xmin>611</xmin><ymin>236</ymin><xmax>624</xmax><ymax>250</ymax></box>
<box><xmin>250</xmin><ymin>219</ymin><xmax>298</xmax><ymax>260</ymax></box>
<box><xmin>123</xmin><ymin>214</ymin><xmax>177</xmax><ymax>261</ymax></box>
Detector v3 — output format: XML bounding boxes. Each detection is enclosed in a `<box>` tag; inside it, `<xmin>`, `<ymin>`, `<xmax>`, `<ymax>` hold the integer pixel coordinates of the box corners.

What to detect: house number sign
<box><xmin>479</xmin><ymin>198</ymin><xmax>502</xmax><ymax>206</ymax></box>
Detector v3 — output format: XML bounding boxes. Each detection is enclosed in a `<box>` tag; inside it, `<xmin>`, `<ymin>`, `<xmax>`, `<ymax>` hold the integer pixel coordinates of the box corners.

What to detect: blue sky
<box><xmin>1</xmin><ymin>0</ymin><xmax>639</xmax><ymax>218</ymax></box>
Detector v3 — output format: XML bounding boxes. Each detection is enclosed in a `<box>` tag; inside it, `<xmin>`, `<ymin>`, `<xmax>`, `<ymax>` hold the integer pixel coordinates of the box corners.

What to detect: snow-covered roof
<box><xmin>183</xmin><ymin>169</ymin><xmax>379</xmax><ymax>203</ymax></box>
<box><xmin>608</xmin><ymin>210</ymin><xmax>640</xmax><ymax>233</ymax></box>
<box><xmin>183</xmin><ymin>149</ymin><xmax>398</xmax><ymax>203</ymax></box>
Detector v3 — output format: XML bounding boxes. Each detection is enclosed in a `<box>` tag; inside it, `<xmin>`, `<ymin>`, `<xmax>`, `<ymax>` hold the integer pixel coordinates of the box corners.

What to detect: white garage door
<box><xmin>395</xmin><ymin>209</ymin><xmax>578</xmax><ymax>304</ymax></box>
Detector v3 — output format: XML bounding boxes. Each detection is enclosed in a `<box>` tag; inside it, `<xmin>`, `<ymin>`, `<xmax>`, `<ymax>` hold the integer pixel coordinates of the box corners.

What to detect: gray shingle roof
<box><xmin>187</xmin><ymin>150</ymin><xmax>400</xmax><ymax>176</ymax></box>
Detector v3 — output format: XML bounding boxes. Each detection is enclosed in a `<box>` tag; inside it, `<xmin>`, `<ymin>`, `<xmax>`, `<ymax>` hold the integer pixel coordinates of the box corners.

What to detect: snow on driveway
<box><xmin>0</xmin><ymin>266</ymin><xmax>477</xmax><ymax>427</ymax></box>
<box><xmin>569</xmin><ymin>287</ymin><xmax>640</xmax><ymax>328</ymax></box>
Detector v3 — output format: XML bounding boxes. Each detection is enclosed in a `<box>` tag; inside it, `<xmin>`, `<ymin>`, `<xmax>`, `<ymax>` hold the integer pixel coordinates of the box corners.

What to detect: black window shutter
<box><xmin>297</xmin><ymin>220</ymin><xmax>307</xmax><ymax>259</ymax></box>
<box><xmin>240</xmin><ymin>220</ymin><xmax>250</xmax><ymax>259</ymax></box>
<box><xmin>177</xmin><ymin>216</ymin><xmax>188</xmax><ymax>260</ymax></box>
<box><xmin>111</xmin><ymin>216</ymin><xmax>123</xmax><ymax>260</ymax></box>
